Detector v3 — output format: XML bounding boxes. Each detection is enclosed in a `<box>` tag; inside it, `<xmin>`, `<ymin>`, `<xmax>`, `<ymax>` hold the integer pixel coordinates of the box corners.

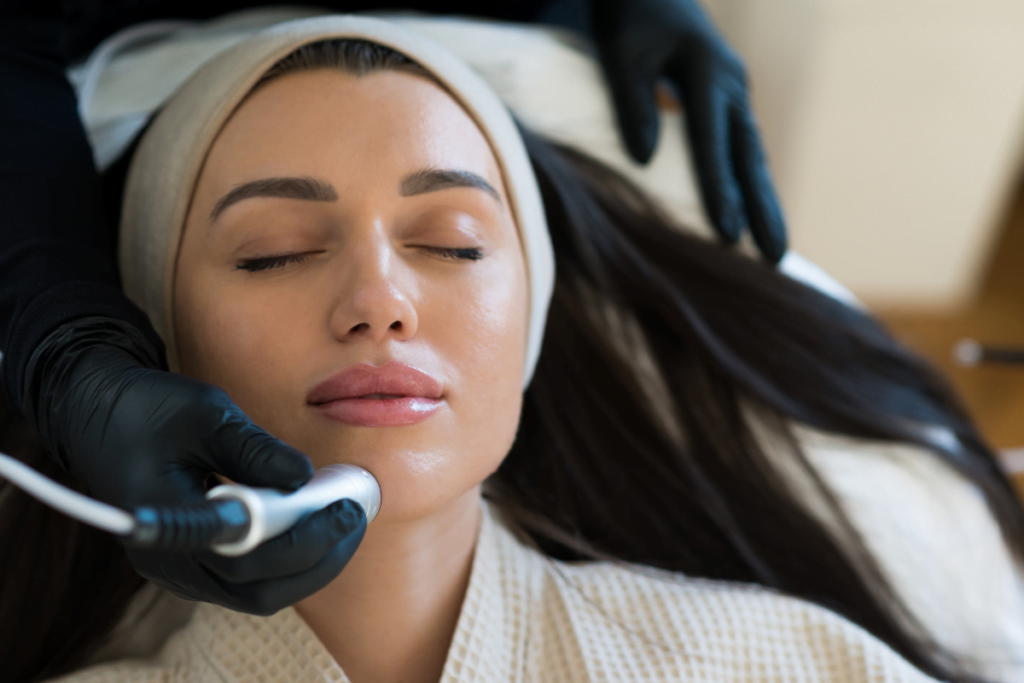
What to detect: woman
<box><xmin>5</xmin><ymin>14</ymin><xmax>1024</xmax><ymax>683</ymax></box>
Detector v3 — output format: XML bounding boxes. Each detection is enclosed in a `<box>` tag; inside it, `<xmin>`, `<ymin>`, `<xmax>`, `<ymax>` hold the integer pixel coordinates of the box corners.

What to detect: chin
<box><xmin>276</xmin><ymin>401</ymin><xmax>521</xmax><ymax>524</ymax></box>
<box><xmin>305</xmin><ymin>439</ymin><xmax>499</xmax><ymax>524</ymax></box>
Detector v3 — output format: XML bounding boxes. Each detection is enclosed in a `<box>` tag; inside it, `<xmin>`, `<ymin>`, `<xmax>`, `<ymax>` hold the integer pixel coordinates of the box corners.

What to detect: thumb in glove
<box><xmin>23</xmin><ymin>316</ymin><xmax>360</xmax><ymax>613</ymax></box>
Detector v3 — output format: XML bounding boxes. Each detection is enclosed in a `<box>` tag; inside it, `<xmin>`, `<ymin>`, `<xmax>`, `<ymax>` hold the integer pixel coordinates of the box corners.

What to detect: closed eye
<box><xmin>236</xmin><ymin>251</ymin><xmax>322</xmax><ymax>272</ymax></box>
<box><xmin>237</xmin><ymin>247</ymin><xmax>481</xmax><ymax>272</ymax></box>
<box><xmin>425</xmin><ymin>246</ymin><xmax>484</xmax><ymax>261</ymax></box>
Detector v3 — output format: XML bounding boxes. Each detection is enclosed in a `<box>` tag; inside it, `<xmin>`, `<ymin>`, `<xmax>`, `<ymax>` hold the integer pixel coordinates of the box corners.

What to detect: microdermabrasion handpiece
<box><xmin>0</xmin><ymin>451</ymin><xmax>380</xmax><ymax>556</ymax></box>
<box><xmin>206</xmin><ymin>464</ymin><xmax>381</xmax><ymax>556</ymax></box>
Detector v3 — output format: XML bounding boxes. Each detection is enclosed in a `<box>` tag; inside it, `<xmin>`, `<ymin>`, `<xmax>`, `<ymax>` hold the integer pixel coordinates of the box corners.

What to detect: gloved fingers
<box><xmin>205</xmin><ymin>396</ymin><xmax>314</xmax><ymax>491</ymax></box>
<box><xmin>603</xmin><ymin>64</ymin><xmax>662</xmax><ymax>165</ymax></box>
<box><xmin>729</xmin><ymin>105</ymin><xmax>787</xmax><ymax>263</ymax></box>
<box><xmin>199</xmin><ymin>499</ymin><xmax>366</xmax><ymax>583</ymax></box>
<box><xmin>126</xmin><ymin>547</ymin><xmax>233</xmax><ymax>605</ymax></box>
<box><xmin>213</xmin><ymin>522</ymin><xmax>366</xmax><ymax>616</ymax></box>
<box><xmin>676</xmin><ymin>72</ymin><xmax>746</xmax><ymax>244</ymax></box>
<box><xmin>124</xmin><ymin>499</ymin><xmax>364</xmax><ymax>614</ymax></box>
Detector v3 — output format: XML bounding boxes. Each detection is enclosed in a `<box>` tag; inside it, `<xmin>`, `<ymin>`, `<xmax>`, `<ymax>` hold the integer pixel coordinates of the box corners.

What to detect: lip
<box><xmin>307</xmin><ymin>362</ymin><xmax>444</xmax><ymax>427</ymax></box>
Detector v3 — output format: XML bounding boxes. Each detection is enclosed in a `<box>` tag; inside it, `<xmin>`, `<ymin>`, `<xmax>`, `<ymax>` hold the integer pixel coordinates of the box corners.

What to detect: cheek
<box><xmin>429</xmin><ymin>255</ymin><xmax>529</xmax><ymax>464</ymax></box>
<box><xmin>173</xmin><ymin>271</ymin><xmax>320</xmax><ymax>430</ymax></box>
<box><xmin>359</xmin><ymin>255</ymin><xmax>527</xmax><ymax>521</ymax></box>
<box><xmin>439</xmin><ymin>272</ymin><xmax>525</xmax><ymax>384</ymax></box>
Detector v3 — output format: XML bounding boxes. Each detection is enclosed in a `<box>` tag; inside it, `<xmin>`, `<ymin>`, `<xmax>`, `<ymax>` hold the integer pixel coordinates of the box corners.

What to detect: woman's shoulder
<box><xmin>531</xmin><ymin>557</ymin><xmax>939</xmax><ymax>682</ymax></box>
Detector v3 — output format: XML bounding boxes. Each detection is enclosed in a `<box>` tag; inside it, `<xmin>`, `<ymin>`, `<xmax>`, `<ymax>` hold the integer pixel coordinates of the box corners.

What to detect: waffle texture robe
<box><xmin>53</xmin><ymin>501</ymin><xmax>940</xmax><ymax>683</ymax></box>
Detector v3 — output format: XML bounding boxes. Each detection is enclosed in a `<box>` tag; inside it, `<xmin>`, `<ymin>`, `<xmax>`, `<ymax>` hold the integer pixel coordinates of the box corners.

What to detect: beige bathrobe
<box><xmin>56</xmin><ymin>499</ymin><xmax>951</xmax><ymax>683</ymax></box>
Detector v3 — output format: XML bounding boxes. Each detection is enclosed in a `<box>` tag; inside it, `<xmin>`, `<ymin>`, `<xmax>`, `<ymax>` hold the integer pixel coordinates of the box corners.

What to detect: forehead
<box><xmin>199</xmin><ymin>68</ymin><xmax>504</xmax><ymax>194</ymax></box>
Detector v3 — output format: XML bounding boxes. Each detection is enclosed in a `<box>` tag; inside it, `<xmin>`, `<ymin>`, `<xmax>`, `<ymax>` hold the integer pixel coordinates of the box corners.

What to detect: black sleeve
<box><xmin>0</xmin><ymin>17</ymin><xmax>166</xmax><ymax>412</ymax></box>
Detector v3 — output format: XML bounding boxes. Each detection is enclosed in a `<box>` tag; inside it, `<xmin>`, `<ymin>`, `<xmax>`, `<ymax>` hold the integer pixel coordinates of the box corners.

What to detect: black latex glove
<box><xmin>24</xmin><ymin>316</ymin><xmax>365</xmax><ymax>616</ymax></box>
<box><xmin>591</xmin><ymin>0</ymin><xmax>787</xmax><ymax>262</ymax></box>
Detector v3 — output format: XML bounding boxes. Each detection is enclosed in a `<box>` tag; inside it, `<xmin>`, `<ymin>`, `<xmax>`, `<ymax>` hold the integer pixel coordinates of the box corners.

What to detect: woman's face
<box><xmin>174</xmin><ymin>68</ymin><xmax>529</xmax><ymax>523</ymax></box>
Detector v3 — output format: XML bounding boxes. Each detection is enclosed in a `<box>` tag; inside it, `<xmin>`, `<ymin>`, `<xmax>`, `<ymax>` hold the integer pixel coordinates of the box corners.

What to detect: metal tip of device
<box><xmin>360</xmin><ymin>468</ymin><xmax>382</xmax><ymax>523</ymax></box>
<box><xmin>322</xmin><ymin>464</ymin><xmax>381</xmax><ymax>523</ymax></box>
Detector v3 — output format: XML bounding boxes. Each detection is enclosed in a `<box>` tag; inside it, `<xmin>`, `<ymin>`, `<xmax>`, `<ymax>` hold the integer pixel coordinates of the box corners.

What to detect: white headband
<box><xmin>118</xmin><ymin>15</ymin><xmax>555</xmax><ymax>387</ymax></box>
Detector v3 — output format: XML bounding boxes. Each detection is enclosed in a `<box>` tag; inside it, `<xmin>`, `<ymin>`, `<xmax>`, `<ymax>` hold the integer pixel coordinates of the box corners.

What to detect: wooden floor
<box><xmin>878</xmin><ymin>171</ymin><xmax>1024</xmax><ymax>494</ymax></box>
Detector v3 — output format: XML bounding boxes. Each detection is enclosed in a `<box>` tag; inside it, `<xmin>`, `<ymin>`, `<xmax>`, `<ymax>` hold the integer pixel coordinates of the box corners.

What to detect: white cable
<box><xmin>0</xmin><ymin>451</ymin><xmax>134</xmax><ymax>535</ymax></box>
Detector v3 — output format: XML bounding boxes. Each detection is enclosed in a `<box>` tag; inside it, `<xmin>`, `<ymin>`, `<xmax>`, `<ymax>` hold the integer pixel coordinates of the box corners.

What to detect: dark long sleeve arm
<box><xmin>0</xmin><ymin>18</ymin><xmax>164</xmax><ymax>408</ymax></box>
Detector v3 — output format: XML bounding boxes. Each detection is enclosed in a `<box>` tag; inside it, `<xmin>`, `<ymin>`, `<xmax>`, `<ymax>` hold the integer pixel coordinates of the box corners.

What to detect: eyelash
<box><xmin>429</xmin><ymin>247</ymin><xmax>484</xmax><ymax>261</ymax></box>
<box><xmin>235</xmin><ymin>246</ymin><xmax>484</xmax><ymax>272</ymax></box>
<box><xmin>236</xmin><ymin>252</ymin><xmax>314</xmax><ymax>272</ymax></box>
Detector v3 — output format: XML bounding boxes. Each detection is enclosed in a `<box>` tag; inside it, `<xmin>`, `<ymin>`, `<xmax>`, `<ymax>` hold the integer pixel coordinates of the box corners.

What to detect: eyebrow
<box><xmin>209</xmin><ymin>168</ymin><xmax>501</xmax><ymax>221</ymax></box>
<box><xmin>210</xmin><ymin>176</ymin><xmax>338</xmax><ymax>220</ymax></box>
<box><xmin>400</xmin><ymin>168</ymin><xmax>501</xmax><ymax>203</ymax></box>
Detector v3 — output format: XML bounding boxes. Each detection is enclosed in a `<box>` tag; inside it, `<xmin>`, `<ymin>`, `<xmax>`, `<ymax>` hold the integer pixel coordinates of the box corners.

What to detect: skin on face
<box><xmin>174</xmin><ymin>68</ymin><xmax>529</xmax><ymax>525</ymax></box>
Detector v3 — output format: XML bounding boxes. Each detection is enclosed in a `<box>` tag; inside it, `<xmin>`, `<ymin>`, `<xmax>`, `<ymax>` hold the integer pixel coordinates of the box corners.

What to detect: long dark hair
<box><xmin>0</xmin><ymin>390</ymin><xmax>143</xmax><ymax>681</ymax></box>
<box><xmin>494</xmin><ymin>130</ymin><xmax>1024</xmax><ymax>682</ymax></box>
<box><xmin>3</xmin><ymin>38</ymin><xmax>1022</xmax><ymax>683</ymax></box>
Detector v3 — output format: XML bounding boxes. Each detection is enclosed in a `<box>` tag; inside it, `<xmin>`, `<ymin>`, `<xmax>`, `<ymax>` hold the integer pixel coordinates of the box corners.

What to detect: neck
<box><xmin>295</xmin><ymin>487</ymin><xmax>482</xmax><ymax>683</ymax></box>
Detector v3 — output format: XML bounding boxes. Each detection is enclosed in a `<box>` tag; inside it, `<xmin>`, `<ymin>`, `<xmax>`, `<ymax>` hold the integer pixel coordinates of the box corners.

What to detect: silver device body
<box><xmin>207</xmin><ymin>464</ymin><xmax>382</xmax><ymax>556</ymax></box>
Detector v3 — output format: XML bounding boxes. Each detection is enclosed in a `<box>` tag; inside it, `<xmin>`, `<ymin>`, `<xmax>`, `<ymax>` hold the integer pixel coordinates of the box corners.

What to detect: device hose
<box><xmin>0</xmin><ymin>451</ymin><xmax>379</xmax><ymax>556</ymax></box>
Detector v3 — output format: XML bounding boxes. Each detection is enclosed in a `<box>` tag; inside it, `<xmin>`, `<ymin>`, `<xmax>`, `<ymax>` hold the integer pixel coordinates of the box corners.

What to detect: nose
<box><xmin>329</xmin><ymin>237</ymin><xmax>418</xmax><ymax>344</ymax></box>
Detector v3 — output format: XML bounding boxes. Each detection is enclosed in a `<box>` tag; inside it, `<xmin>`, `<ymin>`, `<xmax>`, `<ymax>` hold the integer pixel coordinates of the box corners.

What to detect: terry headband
<box><xmin>118</xmin><ymin>15</ymin><xmax>555</xmax><ymax>387</ymax></box>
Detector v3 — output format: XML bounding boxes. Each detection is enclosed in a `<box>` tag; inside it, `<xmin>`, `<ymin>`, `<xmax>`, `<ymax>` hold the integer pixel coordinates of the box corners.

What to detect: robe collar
<box><xmin>175</xmin><ymin>500</ymin><xmax>542</xmax><ymax>683</ymax></box>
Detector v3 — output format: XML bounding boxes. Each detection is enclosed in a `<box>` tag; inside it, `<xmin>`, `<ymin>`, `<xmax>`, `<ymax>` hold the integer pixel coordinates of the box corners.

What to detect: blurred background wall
<box><xmin>702</xmin><ymin>0</ymin><xmax>1024</xmax><ymax>310</ymax></box>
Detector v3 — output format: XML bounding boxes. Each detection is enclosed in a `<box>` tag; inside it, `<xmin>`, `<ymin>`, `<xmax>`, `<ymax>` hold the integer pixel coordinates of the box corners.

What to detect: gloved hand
<box><xmin>591</xmin><ymin>0</ymin><xmax>787</xmax><ymax>263</ymax></box>
<box><xmin>23</xmin><ymin>316</ymin><xmax>364</xmax><ymax>615</ymax></box>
